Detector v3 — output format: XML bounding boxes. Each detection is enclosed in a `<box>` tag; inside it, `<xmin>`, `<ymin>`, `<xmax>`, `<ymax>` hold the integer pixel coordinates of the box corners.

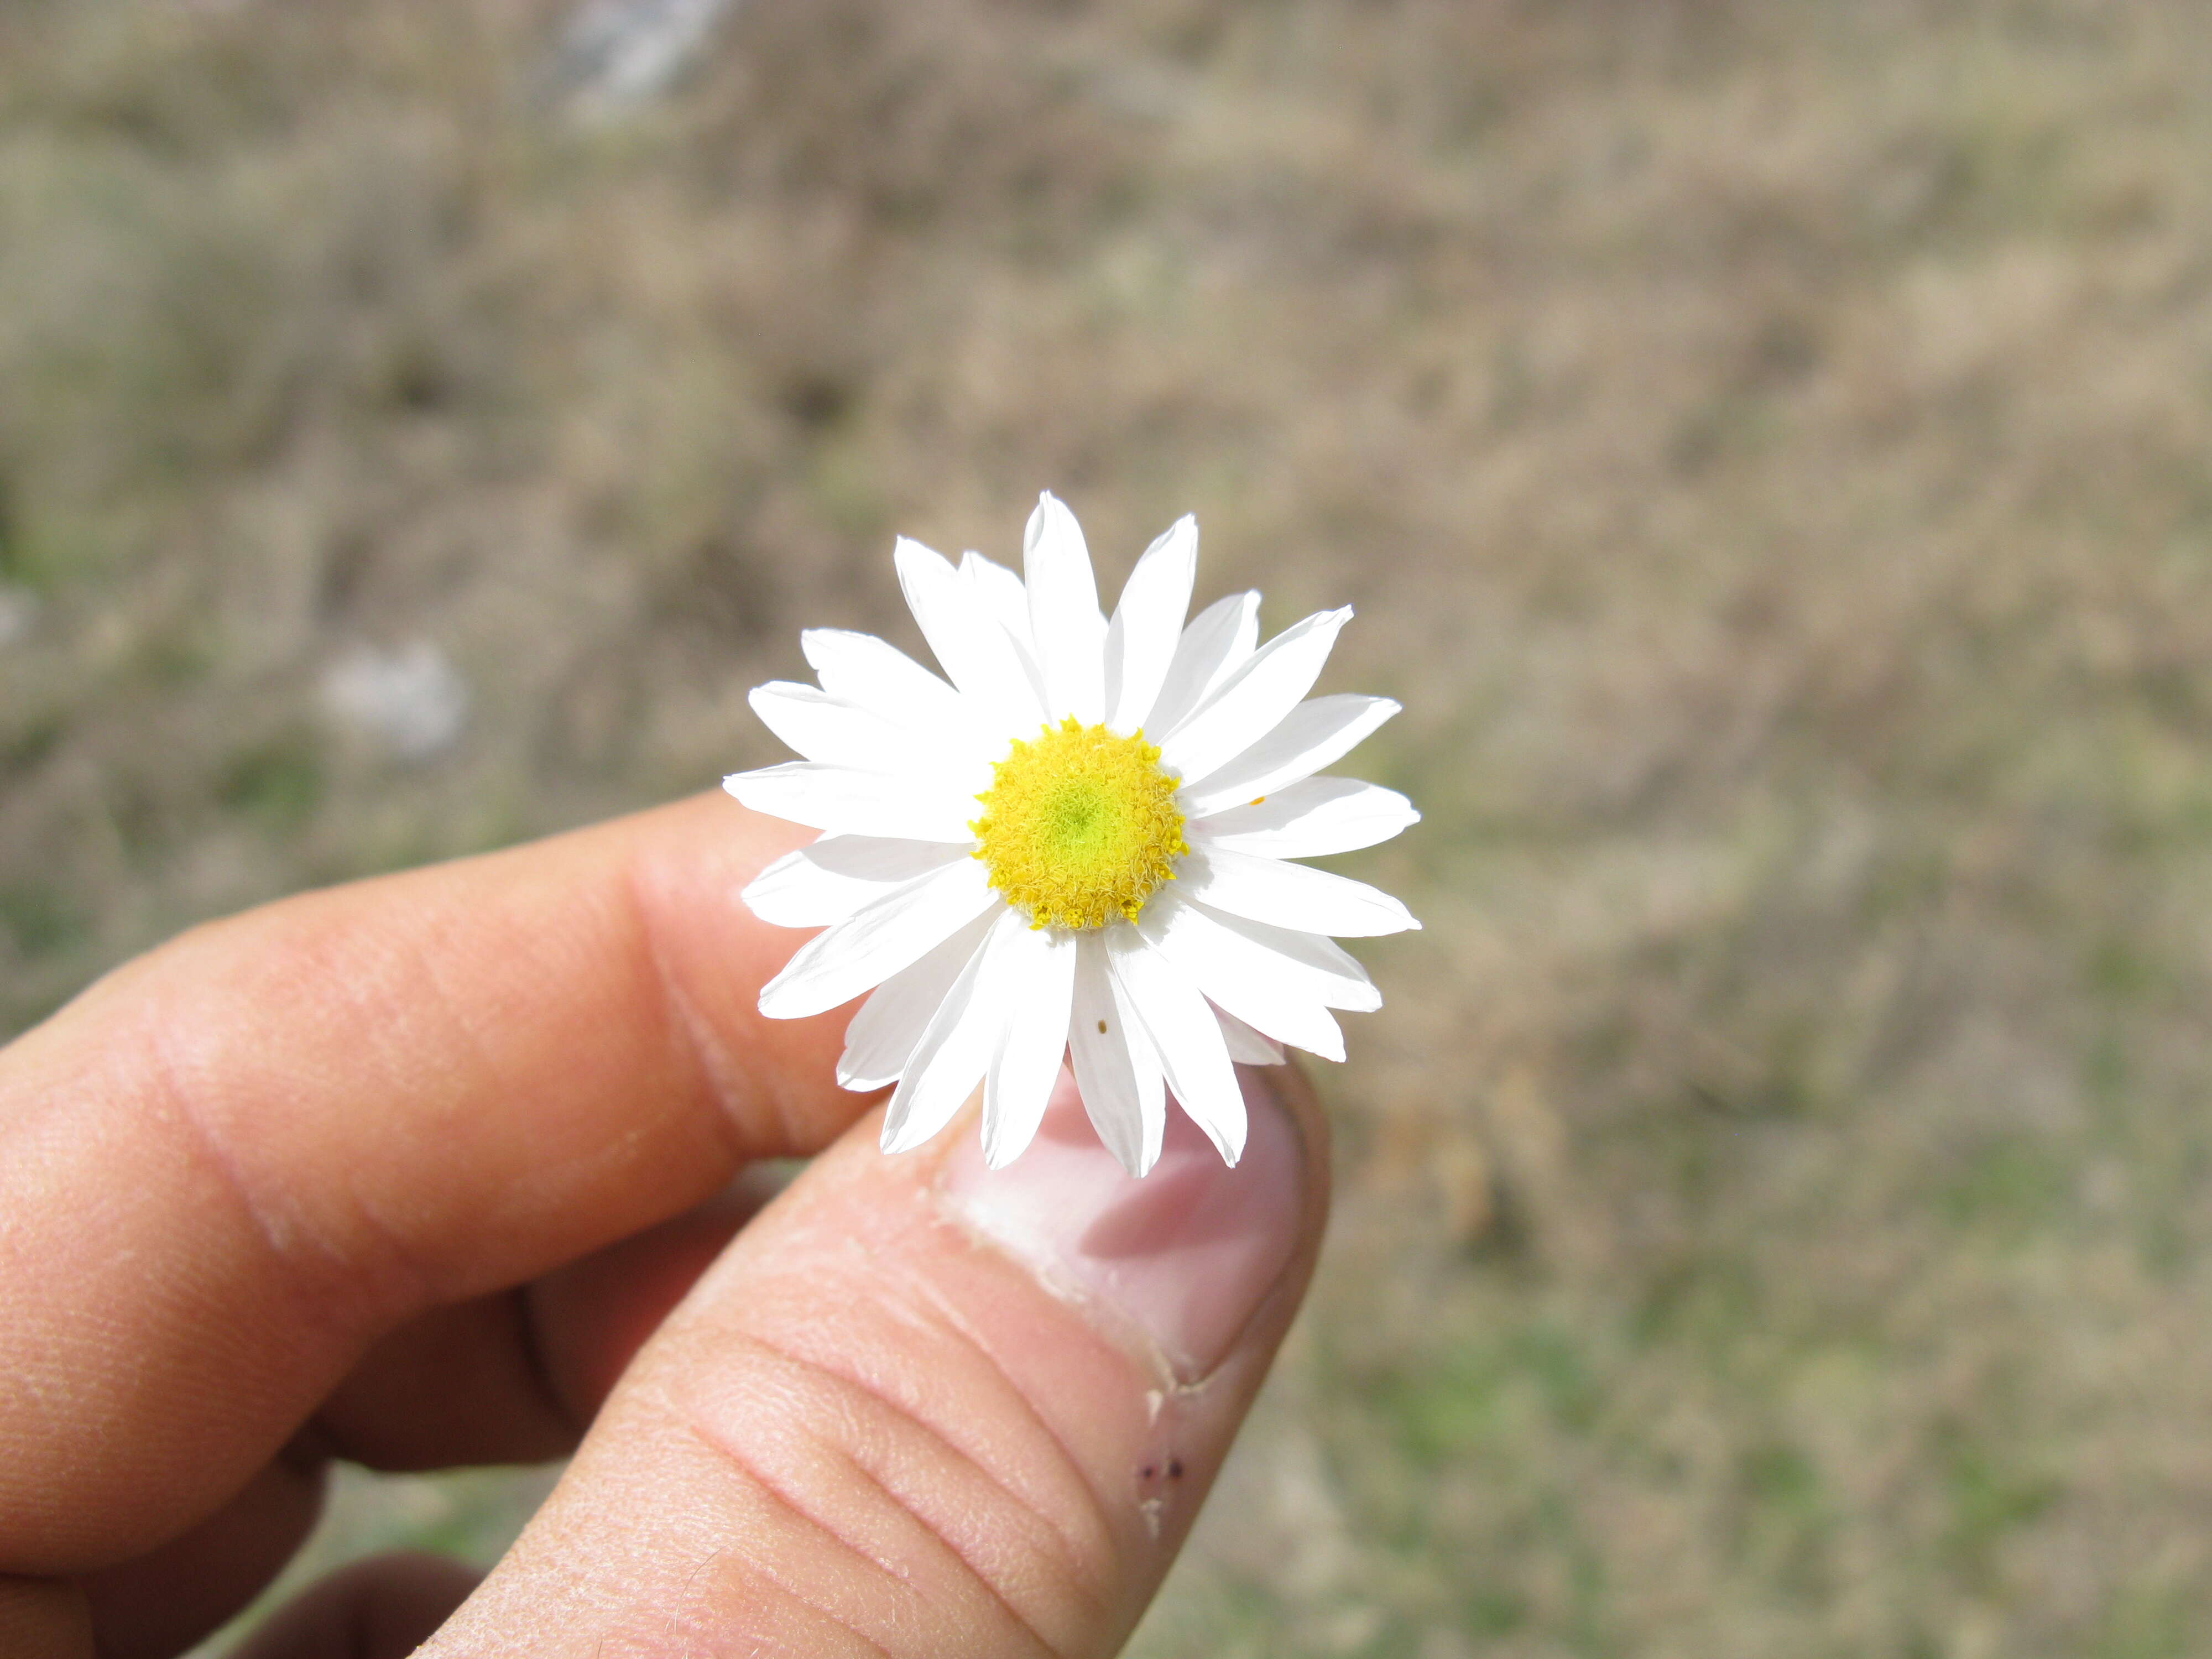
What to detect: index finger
<box><xmin>0</xmin><ymin>793</ymin><xmax>851</xmax><ymax>1575</ymax></box>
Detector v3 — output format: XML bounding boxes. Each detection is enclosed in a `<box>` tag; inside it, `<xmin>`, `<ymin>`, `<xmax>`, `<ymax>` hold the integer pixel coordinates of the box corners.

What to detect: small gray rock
<box><xmin>545</xmin><ymin>0</ymin><xmax>743</xmax><ymax>117</ymax></box>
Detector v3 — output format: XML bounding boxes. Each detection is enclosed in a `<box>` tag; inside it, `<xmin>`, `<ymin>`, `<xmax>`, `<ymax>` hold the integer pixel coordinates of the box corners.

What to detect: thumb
<box><xmin>421</xmin><ymin>1063</ymin><xmax>1326</xmax><ymax>1658</ymax></box>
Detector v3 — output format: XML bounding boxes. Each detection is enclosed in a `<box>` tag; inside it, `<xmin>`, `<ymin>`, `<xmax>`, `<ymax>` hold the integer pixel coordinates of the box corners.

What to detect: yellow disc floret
<box><xmin>971</xmin><ymin>718</ymin><xmax>1188</xmax><ymax>930</ymax></box>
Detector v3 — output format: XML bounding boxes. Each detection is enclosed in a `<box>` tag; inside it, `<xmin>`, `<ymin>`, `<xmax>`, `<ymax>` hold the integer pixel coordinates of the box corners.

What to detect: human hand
<box><xmin>0</xmin><ymin>794</ymin><xmax>1327</xmax><ymax>1658</ymax></box>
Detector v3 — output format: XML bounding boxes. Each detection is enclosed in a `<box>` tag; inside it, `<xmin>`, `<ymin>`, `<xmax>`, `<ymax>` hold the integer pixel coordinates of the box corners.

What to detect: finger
<box><xmin>75</xmin><ymin>1178</ymin><xmax>770</xmax><ymax>1656</ymax></box>
<box><xmin>0</xmin><ymin>1579</ymin><xmax>92</xmax><ymax>1659</ymax></box>
<box><xmin>306</xmin><ymin>1292</ymin><xmax>580</xmax><ymax>1474</ymax></box>
<box><xmin>81</xmin><ymin>1451</ymin><xmax>326</xmax><ymax>1659</ymax></box>
<box><xmin>313</xmin><ymin>1168</ymin><xmax>781</xmax><ymax>1470</ymax></box>
<box><xmin>423</xmin><ymin>1064</ymin><xmax>1328</xmax><ymax>1659</ymax></box>
<box><xmin>228</xmin><ymin>1553</ymin><xmax>482</xmax><ymax>1659</ymax></box>
<box><xmin>522</xmin><ymin>1165</ymin><xmax>791</xmax><ymax>1423</ymax></box>
<box><xmin>0</xmin><ymin>794</ymin><xmax>852</xmax><ymax>1574</ymax></box>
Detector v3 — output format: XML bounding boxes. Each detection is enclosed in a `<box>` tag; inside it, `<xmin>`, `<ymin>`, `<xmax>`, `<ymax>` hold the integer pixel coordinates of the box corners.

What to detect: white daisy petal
<box><xmin>1187</xmin><ymin>900</ymin><xmax>1382</xmax><ymax>1011</ymax></box>
<box><xmin>1191</xmin><ymin>776</ymin><xmax>1421</xmax><ymax>859</ymax></box>
<box><xmin>894</xmin><ymin>536</ymin><xmax>1048</xmax><ymax>731</ymax></box>
<box><xmin>1140</xmin><ymin>893</ymin><xmax>1348</xmax><ymax>1061</ymax></box>
<box><xmin>1183</xmin><ymin>845</ymin><xmax>1420</xmax><ymax>938</ymax></box>
<box><xmin>723</xmin><ymin>762</ymin><xmax>977</xmax><ymax>842</ymax></box>
<box><xmin>961</xmin><ymin>551</ymin><xmax>1048</xmax><ymax>709</ymax></box>
<box><xmin>1216</xmin><ymin>976</ymin><xmax>1343</xmax><ymax>1064</ymax></box>
<box><xmin>1213</xmin><ymin>1002</ymin><xmax>1287</xmax><ymax>1066</ymax></box>
<box><xmin>1069</xmin><ymin>933</ymin><xmax>1153</xmax><ymax>1176</ymax></box>
<box><xmin>742</xmin><ymin>836</ymin><xmax>968</xmax><ymax>930</ymax></box>
<box><xmin>748</xmin><ymin>681</ymin><xmax>958</xmax><ymax>775</ymax></box>
<box><xmin>800</xmin><ymin>628</ymin><xmax>964</xmax><ymax>729</ymax></box>
<box><xmin>1104</xmin><ymin>514</ymin><xmax>1198</xmax><ymax>735</ymax></box>
<box><xmin>807</xmin><ymin>833</ymin><xmax>974</xmax><ymax>884</ymax></box>
<box><xmin>758</xmin><ymin>857</ymin><xmax>998</xmax><ymax>1020</ymax></box>
<box><xmin>734</xmin><ymin>494</ymin><xmax>1413</xmax><ymax>1172</ymax></box>
<box><xmin>742</xmin><ymin>849</ymin><xmax>819</xmax><ymax>926</ymax></box>
<box><xmin>839</xmin><ymin>909</ymin><xmax>998</xmax><ymax>1089</ymax></box>
<box><xmin>1022</xmin><ymin>492</ymin><xmax>1107</xmax><ymax>723</ymax></box>
<box><xmin>1108</xmin><ymin>927</ymin><xmax>1247</xmax><ymax>1165</ymax></box>
<box><xmin>1176</xmin><ymin>695</ymin><xmax>1401</xmax><ymax>817</ymax></box>
<box><xmin>961</xmin><ymin>551</ymin><xmax>1037</xmax><ymax>653</ymax></box>
<box><xmin>1122</xmin><ymin>993</ymin><xmax>1169</xmax><ymax>1176</ymax></box>
<box><xmin>880</xmin><ymin>911</ymin><xmax>1026</xmax><ymax>1154</ymax></box>
<box><xmin>981</xmin><ymin>926</ymin><xmax>1078</xmax><ymax>1168</ymax></box>
<box><xmin>1161</xmin><ymin>607</ymin><xmax>1352</xmax><ymax>787</ymax></box>
<box><xmin>1146</xmin><ymin>589</ymin><xmax>1260</xmax><ymax>737</ymax></box>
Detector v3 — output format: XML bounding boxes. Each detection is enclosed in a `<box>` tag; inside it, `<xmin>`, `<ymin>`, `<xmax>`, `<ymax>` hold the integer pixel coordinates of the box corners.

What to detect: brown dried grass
<box><xmin>10</xmin><ymin>1</ymin><xmax>2212</xmax><ymax>1653</ymax></box>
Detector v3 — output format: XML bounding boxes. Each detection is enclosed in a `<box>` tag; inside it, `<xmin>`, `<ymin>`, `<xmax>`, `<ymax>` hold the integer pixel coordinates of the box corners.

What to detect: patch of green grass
<box><xmin>0</xmin><ymin>882</ymin><xmax>85</xmax><ymax>958</ymax></box>
<box><xmin>218</xmin><ymin>737</ymin><xmax>323</xmax><ymax>831</ymax></box>
<box><xmin>1741</xmin><ymin>1441</ymin><xmax>1822</xmax><ymax>1516</ymax></box>
<box><xmin>0</xmin><ymin>477</ymin><xmax>75</xmax><ymax>592</ymax></box>
<box><xmin>1379</xmin><ymin>1322</ymin><xmax>1605</xmax><ymax>1464</ymax></box>
<box><xmin>2</xmin><ymin>716</ymin><xmax>62</xmax><ymax>776</ymax></box>
<box><xmin>1938</xmin><ymin>1135</ymin><xmax>2074</xmax><ymax>1243</ymax></box>
<box><xmin>1463</xmin><ymin>1584</ymin><xmax>1529</xmax><ymax>1639</ymax></box>
<box><xmin>1735</xmin><ymin>1441</ymin><xmax>1834</xmax><ymax>1595</ymax></box>
<box><xmin>0</xmin><ymin>469</ymin><xmax>18</xmax><ymax>581</ymax></box>
<box><xmin>1938</xmin><ymin>1426</ymin><xmax>2061</xmax><ymax>1583</ymax></box>
<box><xmin>2085</xmin><ymin>935</ymin><xmax>2162</xmax><ymax>1001</ymax></box>
<box><xmin>2093</xmin><ymin>1583</ymin><xmax>2193</xmax><ymax>1659</ymax></box>
<box><xmin>1538</xmin><ymin>1489</ymin><xmax>1613</xmax><ymax>1655</ymax></box>
<box><xmin>1630</xmin><ymin>1258</ymin><xmax>1764</xmax><ymax>1353</ymax></box>
<box><xmin>2083</xmin><ymin>1029</ymin><xmax>2130</xmax><ymax>1103</ymax></box>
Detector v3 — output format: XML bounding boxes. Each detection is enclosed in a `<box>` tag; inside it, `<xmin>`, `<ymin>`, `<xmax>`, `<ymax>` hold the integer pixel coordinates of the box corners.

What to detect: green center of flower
<box><xmin>971</xmin><ymin>718</ymin><xmax>1188</xmax><ymax>930</ymax></box>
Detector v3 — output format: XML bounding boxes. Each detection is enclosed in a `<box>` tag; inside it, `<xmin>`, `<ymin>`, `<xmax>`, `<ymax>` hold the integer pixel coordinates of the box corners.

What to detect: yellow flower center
<box><xmin>971</xmin><ymin>718</ymin><xmax>1188</xmax><ymax>930</ymax></box>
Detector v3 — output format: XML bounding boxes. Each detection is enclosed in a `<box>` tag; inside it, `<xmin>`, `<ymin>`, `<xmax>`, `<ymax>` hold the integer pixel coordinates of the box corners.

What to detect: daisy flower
<box><xmin>725</xmin><ymin>493</ymin><xmax>1420</xmax><ymax>1176</ymax></box>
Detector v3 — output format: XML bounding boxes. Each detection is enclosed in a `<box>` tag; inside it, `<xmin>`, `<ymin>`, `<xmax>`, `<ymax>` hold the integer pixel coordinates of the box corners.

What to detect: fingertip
<box><xmin>82</xmin><ymin>1453</ymin><xmax>327</xmax><ymax>1659</ymax></box>
<box><xmin>421</xmin><ymin>1061</ymin><xmax>1328</xmax><ymax>1658</ymax></box>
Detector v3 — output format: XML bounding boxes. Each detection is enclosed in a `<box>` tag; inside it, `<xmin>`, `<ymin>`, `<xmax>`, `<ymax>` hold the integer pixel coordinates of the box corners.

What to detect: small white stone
<box><xmin>320</xmin><ymin>639</ymin><xmax>470</xmax><ymax>761</ymax></box>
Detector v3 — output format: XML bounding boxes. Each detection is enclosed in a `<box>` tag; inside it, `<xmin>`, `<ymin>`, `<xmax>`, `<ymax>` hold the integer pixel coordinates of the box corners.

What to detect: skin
<box><xmin>0</xmin><ymin>794</ymin><xmax>1330</xmax><ymax>1658</ymax></box>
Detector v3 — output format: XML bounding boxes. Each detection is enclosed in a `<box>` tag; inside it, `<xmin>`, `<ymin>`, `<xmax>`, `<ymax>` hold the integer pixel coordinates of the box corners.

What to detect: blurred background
<box><xmin>7</xmin><ymin>0</ymin><xmax>2212</xmax><ymax>1653</ymax></box>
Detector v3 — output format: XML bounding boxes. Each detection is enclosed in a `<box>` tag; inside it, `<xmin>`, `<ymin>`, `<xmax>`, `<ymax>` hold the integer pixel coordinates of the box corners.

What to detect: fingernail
<box><xmin>937</xmin><ymin>1065</ymin><xmax>1307</xmax><ymax>1383</ymax></box>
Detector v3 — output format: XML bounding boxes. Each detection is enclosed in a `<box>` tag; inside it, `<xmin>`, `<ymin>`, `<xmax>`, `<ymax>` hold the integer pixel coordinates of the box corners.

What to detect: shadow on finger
<box><xmin>227</xmin><ymin>1553</ymin><xmax>482</xmax><ymax>1659</ymax></box>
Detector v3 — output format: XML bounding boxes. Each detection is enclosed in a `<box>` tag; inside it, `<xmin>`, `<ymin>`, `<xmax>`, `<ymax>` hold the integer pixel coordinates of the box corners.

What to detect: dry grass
<box><xmin>12</xmin><ymin>1</ymin><xmax>2212</xmax><ymax>1654</ymax></box>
